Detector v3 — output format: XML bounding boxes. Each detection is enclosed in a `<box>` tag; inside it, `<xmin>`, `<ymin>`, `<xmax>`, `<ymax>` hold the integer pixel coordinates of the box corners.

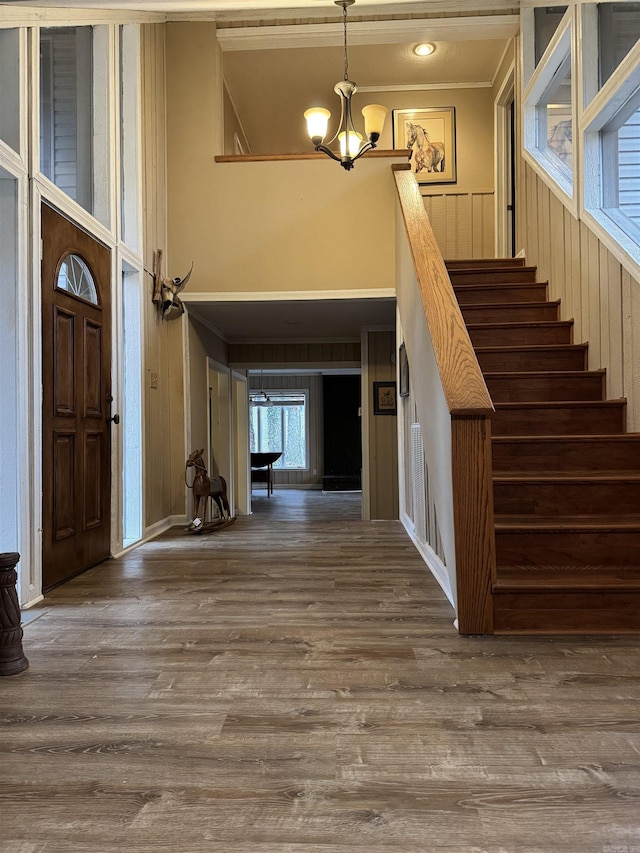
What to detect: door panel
<box><xmin>42</xmin><ymin>203</ymin><xmax>112</xmax><ymax>590</ymax></box>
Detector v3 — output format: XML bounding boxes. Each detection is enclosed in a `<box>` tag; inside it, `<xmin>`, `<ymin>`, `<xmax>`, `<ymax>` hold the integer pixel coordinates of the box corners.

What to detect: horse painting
<box><xmin>185</xmin><ymin>449</ymin><xmax>231</xmax><ymax>526</ymax></box>
<box><xmin>406</xmin><ymin>122</ymin><xmax>446</xmax><ymax>174</ymax></box>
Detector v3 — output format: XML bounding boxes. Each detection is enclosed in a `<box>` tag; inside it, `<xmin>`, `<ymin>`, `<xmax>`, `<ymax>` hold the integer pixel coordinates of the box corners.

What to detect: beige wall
<box><xmin>166</xmin><ymin>24</ymin><xmax>400</xmax><ymax>298</ymax></box>
<box><xmin>141</xmin><ymin>24</ymin><xmax>186</xmax><ymax>526</ymax></box>
<box><xmin>377</xmin><ymin>87</ymin><xmax>497</xmax><ymax>259</ymax></box>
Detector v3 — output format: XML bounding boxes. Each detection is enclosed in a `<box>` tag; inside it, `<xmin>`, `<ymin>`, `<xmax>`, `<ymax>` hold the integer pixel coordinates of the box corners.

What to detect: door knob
<box><xmin>107</xmin><ymin>413</ymin><xmax>120</xmax><ymax>425</ymax></box>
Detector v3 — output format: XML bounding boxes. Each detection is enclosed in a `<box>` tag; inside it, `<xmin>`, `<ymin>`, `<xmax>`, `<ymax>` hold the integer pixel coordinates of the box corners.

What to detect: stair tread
<box><xmin>454</xmin><ymin>281</ymin><xmax>545</xmax><ymax>290</ymax></box>
<box><xmin>484</xmin><ymin>369</ymin><xmax>605</xmax><ymax>379</ymax></box>
<box><xmin>495</xmin><ymin>514</ymin><xmax>640</xmax><ymax>531</ymax></box>
<box><xmin>462</xmin><ymin>300</ymin><xmax>560</xmax><ymax>310</ymax></box>
<box><xmin>494</xmin><ymin>471</ymin><xmax>640</xmax><ymax>482</ymax></box>
<box><xmin>493</xmin><ymin>433</ymin><xmax>640</xmax><ymax>443</ymax></box>
<box><xmin>493</xmin><ymin>399</ymin><xmax>626</xmax><ymax>409</ymax></box>
<box><xmin>494</xmin><ymin>565</ymin><xmax>640</xmax><ymax>591</ymax></box>
<box><xmin>475</xmin><ymin>343</ymin><xmax>587</xmax><ymax>352</ymax></box>
<box><xmin>467</xmin><ymin>320</ymin><xmax>573</xmax><ymax>329</ymax></box>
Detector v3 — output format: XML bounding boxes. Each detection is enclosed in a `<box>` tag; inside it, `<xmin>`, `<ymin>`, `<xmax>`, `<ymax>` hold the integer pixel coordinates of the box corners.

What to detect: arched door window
<box><xmin>56</xmin><ymin>253</ymin><xmax>99</xmax><ymax>305</ymax></box>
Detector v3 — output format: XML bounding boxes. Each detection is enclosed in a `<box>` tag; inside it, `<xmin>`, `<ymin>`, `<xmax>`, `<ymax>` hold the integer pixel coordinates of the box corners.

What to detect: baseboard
<box><xmin>401</xmin><ymin>512</ymin><xmax>455</xmax><ymax>609</ymax></box>
<box><xmin>21</xmin><ymin>594</ymin><xmax>44</xmax><ymax>611</ymax></box>
<box><xmin>112</xmin><ymin>515</ymin><xmax>189</xmax><ymax>559</ymax></box>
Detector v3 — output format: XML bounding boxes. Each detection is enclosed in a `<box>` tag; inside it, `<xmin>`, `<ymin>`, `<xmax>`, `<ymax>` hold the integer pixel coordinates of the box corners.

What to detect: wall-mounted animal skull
<box><xmin>152</xmin><ymin>249</ymin><xmax>194</xmax><ymax>321</ymax></box>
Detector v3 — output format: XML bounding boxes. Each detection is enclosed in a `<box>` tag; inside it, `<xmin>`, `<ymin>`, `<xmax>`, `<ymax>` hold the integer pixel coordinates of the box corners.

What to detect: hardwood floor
<box><xmin>3</xmin><ymin>489</ymin><xmax>640</xmax><ymax>852</ymax></box>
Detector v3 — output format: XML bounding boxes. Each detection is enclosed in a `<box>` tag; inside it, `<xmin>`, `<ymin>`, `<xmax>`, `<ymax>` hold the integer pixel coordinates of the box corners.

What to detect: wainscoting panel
<box><xmin>422</xmin><ymin>191</ymin><xmax>495</xmax><ymax>260</ymax></box>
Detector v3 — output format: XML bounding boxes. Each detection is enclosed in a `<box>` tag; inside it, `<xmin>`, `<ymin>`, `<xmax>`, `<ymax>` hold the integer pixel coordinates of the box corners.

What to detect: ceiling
<box><xmin>185</xmin><ymin>296</ymin><xmax>396</xmax><ymax>342</ymax></box>
<box><xmin>1</xmin><ymin>0</ymin><xmax>517</xmax><ymax>349</ymax></box>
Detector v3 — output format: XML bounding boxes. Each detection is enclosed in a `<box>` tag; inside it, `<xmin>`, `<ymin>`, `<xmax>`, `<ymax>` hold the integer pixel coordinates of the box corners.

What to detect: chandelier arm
<box><xmin>351</xmin><ymin>140</ymin><xmax>375</xmax><ymax>163</ymax></box>
<box><xmin>314</xmin><ymin>144</ymin><xmax>343</xmax><ymax>163</ymax></box>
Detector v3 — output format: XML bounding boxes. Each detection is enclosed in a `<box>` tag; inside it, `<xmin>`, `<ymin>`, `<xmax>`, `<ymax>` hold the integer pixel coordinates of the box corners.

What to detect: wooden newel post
<box><xmin>0</xmin><ymin>552</ymin><xmax>29</xmax><ymax>676</ymax></box>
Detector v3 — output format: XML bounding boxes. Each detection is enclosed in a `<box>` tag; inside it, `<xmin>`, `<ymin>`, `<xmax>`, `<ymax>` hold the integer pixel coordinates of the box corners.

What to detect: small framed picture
<box><xmin>392</xmin><ymin>107</ymin><xmax>456</xmax><ymax>184</ymax></box>
<box><xmin>399</xmin><ymin>343</ymin><xmax>409</xmax><ymax>398</ymax></box>
<box><xmin>373</xmin><ymin>381</ymin><xmax>397</xmax><ymax>416</ymax></box>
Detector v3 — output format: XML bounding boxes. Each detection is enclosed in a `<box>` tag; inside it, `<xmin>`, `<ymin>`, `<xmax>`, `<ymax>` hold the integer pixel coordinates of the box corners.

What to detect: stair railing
<box><xmin>393</xmin><ymin>166</ymin><xmax>496</xmax><ymax>633</ymax></box>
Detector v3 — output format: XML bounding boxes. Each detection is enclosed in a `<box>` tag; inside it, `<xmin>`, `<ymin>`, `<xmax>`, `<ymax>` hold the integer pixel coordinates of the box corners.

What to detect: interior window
<box><xmin>0</xmin><ymin>30</ymin><xmax>20</xmax><ymax>154</ymax></box>
<box><xmin>599</xmin><ymin>3</ymin><xmax>640</xmax><ymax>88</ymax></box>
<box><xmin>538</xmin><ymin>55</ymin><xmax>573</xmax><ymax>175</ymax></box>
<box><xmin>534</xmin><ymin>6</ymin><xmax>568</xmax><ymax>64</ymax></box>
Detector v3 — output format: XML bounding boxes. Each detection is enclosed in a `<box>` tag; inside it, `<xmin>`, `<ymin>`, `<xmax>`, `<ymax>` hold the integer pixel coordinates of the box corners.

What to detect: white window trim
<box><xmin>250</xmin><ymin>389</ymin><xmax>310</xmax><ymax>471</ymax></box>
<box><xmin>582</xmin><ymin>37</ymin><xmax>640</xmax><ymax>279</ymax></box>
<box><xmin>522</xmin><ymin>5</ymin><xmax>578</xmax><ymax>215</ymax></box>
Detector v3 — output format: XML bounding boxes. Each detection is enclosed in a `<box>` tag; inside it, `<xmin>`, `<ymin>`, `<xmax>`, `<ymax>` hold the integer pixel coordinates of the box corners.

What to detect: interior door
<box><xmin>41</xmin><ymin>203</ymin><xmax>113</xmax><ymax>590</ymax></box>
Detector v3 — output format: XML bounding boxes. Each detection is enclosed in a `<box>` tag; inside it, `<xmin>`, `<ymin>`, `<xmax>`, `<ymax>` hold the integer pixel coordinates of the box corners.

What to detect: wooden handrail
<box><xmin>393</xmin><ymin>167</ymin><xmax>494</xmax><ymax>416</ymax></box>
<box><xmin>394</xmin><ymin>166</ymin><xmax>495</xmax><ymax>634</ymax></box>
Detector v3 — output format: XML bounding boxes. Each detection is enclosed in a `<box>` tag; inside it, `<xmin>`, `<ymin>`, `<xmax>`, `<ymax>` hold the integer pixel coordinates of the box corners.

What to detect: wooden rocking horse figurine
<box><xmin>185</xmin><ymin>449</ymin><xmax>231</xmax><ymax>528</ymax></box>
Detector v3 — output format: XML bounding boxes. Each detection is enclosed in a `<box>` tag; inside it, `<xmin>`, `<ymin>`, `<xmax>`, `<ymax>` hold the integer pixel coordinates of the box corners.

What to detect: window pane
<box><xmin>0</xmin><ymin>30</ymin><xmax>20</xmax><ymax>153</ymax></box>
<box><xmin>249</xmin><ymin>391</ymin><xmax>307</xmax><ymax>469</ymax></box>
<box><xmin>120</xmin><ymin>25</ymin><xmax>140</xmax><ymax>251</ymax></box>
<box><xmin>534</xmin><ymin>6</ymin><xmax>568</xmax><ymax>64</ymax></box>
<box><xmin>599</xmin><ymin>3</ymin><xmax>640</xmax><ymax>88</ymax></box>
<box><xmin>538</xmin><ymin>55</ymin><xmax>573</xmax><ymax>174</ymax></box>
<box><xmin>40</xmin><ymin>28</ymin><xmax>94</xmax><ymax>211</ymax></box>
<box><xmin>56</xmin><ymin>253</ymin><xmax>99</xmax><ymax>304</ymax></box>
<box><xmin>602</xmin><ymin>94</ymin><xmax>640</xmax><ymax>244</ymax></box>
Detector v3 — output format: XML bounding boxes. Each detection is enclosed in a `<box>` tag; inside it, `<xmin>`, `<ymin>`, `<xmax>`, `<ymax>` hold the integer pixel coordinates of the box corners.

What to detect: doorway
<box><xmin>41</xmin><ymin>203</ymin><xmax>113</xmax><ymax>589</ymax></box>
<box><xmin>495</xmin><ymin>66</ymin><xmax>516</xmax><ymax>257</ymax></box>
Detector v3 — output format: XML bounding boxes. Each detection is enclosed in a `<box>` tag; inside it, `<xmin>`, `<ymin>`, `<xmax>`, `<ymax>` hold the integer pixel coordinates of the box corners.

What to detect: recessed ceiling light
<box><xmin>414</xmin><ymin>43</ymin><xmax>435</xmax><ymax>57</ymax></box>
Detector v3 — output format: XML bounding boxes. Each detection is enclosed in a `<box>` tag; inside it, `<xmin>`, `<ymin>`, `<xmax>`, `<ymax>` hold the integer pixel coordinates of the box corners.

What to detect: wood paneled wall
<box><xmin>141</xmin><ymin>24</ymin><xmax>187</xmax><ymax>526</ymax></box>
<box><xmin>422</xmin><ymin>191</ymin><xmax>495</xmax><ymax>260</ymax></box>
<box><xmin>229</xmin><ymin>340</ymin><xmax>360</xmax><ymax>368</ymax></box>
<box><xmin>249</xmin><ymin>373</ymin><xmax>324</xmax><ymax>488</ymax></box>
<box><xmin>364</xmin><ymin>330</ymin><xmax>399</xmax><ymax>520</ymax></box>
<box><xmin>518</xmin><ymin>162</ymin><xmax>640</xmax><ymax>430</ymax></box>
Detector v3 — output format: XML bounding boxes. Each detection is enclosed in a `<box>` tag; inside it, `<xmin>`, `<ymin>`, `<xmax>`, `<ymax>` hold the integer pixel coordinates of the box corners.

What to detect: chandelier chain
<box><xmin>342</xmin><ymin>1</ymin><xmax>349</xmax><ymax>81</ymax></box>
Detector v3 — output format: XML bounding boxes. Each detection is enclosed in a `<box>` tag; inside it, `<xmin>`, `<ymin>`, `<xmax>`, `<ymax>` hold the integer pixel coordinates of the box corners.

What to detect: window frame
<box><xmin>582</xmin><ymin>31</ymin><xmax>640</xmax><ymax>275</ymax></box>
<box><xmin>522</xmin><ymin>5</ymin><xmax>577</xmax><ymax>214</ymax></box>
<box><xmin>249</xmin><ymin>389</ymin><xmax>310</xmax><ymax>472</ymax></box>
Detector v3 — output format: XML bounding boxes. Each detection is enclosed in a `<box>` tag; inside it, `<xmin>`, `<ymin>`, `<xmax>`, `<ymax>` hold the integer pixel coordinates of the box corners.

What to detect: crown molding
<box><xmin>358</xmin><ymin>81</ymin><xmax>493</xmax><ymax>92</ymax></box>
<box><xmin>216</xmin><ymin>14</ymin><xmax>520</xmax><ymax>51</ymax></box>
<box><xmin>0</xmin><ymin>4</ymin><xmax>165</xmax><ymax>25</ymax></box>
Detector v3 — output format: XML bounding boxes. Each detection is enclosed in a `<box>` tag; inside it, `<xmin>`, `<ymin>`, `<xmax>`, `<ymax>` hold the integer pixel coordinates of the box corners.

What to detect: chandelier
<box><xmin>304</xmin><ymin>0</ymin><xmax>388</xmax><ymax>170</ymax></box>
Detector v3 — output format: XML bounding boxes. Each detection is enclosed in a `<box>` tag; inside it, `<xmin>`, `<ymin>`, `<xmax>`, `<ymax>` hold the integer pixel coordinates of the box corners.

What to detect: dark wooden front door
<box><xmin>42</xmin><ymin>203</ymin><xmax>112</xmax><ymax>590</ymax></box>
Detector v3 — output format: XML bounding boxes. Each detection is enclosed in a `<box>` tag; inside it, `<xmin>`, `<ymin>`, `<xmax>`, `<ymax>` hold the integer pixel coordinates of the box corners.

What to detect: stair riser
<box><xmin>455</xmin><ymin>285</ymin><xmax>548</xmax><ymax>305</ymax></box>
<box><xmin>492</xmin><ymin>439</ymin><xmax>640</xmax><ymax>472</ymax></box>
<box><xmin>492</xmin><ymin>406</ymin><xmax>626</xmax><ymax>436</ymax></box>
<box><xmin>493</xmin><ymin>591</ymin><xmax>640</xmax><ymax>634</ymax></box>
<box><xmin>477</xmin><ymin>348</ymin><xmax>587</xmax><ymax>372</ymax></box>
<box><xmin>486</xmin><ymin>374</ymin><xmax>604</xmax><ymax>402</ymax></box>
<box><xmin>462</xmin><ymin>304</ymin><xmax>559</xmax><ymax>324</ymax></box>
<box><xmin>496</xmin><ymin>530</ymin><xmax>640</xmax><ymax>565</ymax></box>
<box><xmin>469</xmin><ymin>325</ymin><xmax>572</xmax><ymax>346</ymax></box>
<box><xmin>493</xmin><ymin>482</ymin><xmax>640</xmax><ymax>516</ymax></box>
<box><xmin>449</xmin><ymin>269</ymin><xmax>537</xmax><ymax>285</ymax></box>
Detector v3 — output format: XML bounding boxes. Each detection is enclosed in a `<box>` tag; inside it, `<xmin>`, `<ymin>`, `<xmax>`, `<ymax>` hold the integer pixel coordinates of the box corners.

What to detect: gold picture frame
<box><xmin>392</xmin><ymin>107</ymin><xmax>457</xmax><ymax>184</ymax></box>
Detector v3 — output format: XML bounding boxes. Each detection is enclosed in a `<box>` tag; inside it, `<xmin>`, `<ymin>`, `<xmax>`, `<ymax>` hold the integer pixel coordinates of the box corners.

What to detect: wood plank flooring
<box><xmin>3</xmin><ymin>490</ymin><xmax>640</xmax><ymax>852</ymax></box>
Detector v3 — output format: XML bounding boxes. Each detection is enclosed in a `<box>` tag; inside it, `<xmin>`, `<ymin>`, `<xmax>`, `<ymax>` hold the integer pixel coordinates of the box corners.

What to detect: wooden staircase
<box><xmin>447</xmin><ymin>257</ymin><xmax>640</xmax><ymax>634</ymax></box>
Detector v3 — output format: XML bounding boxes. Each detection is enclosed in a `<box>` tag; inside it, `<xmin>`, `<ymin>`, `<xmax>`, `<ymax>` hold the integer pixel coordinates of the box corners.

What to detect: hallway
<box><xmin>2</xmin><ymin>491</ymin><xmax>640</xmax><ymax>851</ymax></box>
